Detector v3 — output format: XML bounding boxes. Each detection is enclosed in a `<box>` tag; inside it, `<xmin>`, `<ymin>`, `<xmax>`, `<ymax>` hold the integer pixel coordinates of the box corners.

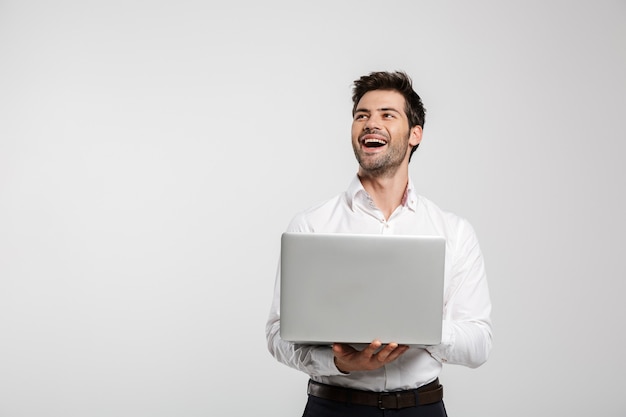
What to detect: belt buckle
<box><xmin>377</xmin><ymin>392</ymin><xmax>399</xmax><ymax>410</ymax></box>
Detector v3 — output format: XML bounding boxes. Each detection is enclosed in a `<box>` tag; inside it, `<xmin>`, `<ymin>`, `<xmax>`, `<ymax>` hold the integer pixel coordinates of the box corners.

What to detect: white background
<box><xmin>1</xmin><ymin>1</ymin><xmax>625</xmax><ymax>416</ymax></box>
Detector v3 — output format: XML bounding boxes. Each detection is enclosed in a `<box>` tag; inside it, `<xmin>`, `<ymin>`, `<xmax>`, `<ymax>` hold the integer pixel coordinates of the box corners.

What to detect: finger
<box><xmin>384</xmin><ymin>344</ymin><xmax>410</xmax><ymax>362</ymax></box>
<box><xmin>376</xmin><ymin>343</ymin><xmax>409</xmax><ymax>363</ymax></box>
<box><xmin>362</xmin><ymin>339</ymin><xmax>383</xmax><ymax>357</ymax></box>
<box><xmin>375</xmin><ymin>342</ymin><xmax>399</xmax><ymax>362</ymax></box>
<box><xmin>332</xmin><ymin>343</ymin><xmax>356</xmax><ymax>357</ymax></box>
<box><xmin>332</xmin><ymin>343</ymin><xmax>345</xmax><ymax>355</ymax></box>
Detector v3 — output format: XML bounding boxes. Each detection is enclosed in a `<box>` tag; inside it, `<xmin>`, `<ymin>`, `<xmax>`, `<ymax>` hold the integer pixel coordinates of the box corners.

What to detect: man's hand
<box><xmin>332</xmin><ymin>339</ymin><xmax>409</xmax><ymax>373</ymax></box>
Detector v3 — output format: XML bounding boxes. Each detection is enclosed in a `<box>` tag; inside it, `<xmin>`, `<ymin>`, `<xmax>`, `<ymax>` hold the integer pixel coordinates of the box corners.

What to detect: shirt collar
<box><xmin>404</xmin><ymin>178</ymin><xmax>419</xmax><ymax>211</ymax></box>
<box><xmin>346</xmin><ymin>175</ymin><xmax>419</xmax><ymax>212</ymax></box>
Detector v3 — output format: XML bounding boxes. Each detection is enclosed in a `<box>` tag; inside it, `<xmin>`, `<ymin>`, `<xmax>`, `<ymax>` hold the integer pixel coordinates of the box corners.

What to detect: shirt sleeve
<box><xmin>426</xmin><ymin>218</ymin><xmax>493</xmax><ymax>368</ymax></box>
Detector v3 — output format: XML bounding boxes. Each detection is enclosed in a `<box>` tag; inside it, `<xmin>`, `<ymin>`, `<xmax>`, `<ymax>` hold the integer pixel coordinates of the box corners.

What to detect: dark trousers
<box><xmin>302</xmin><ymin>395</ymin><xmax>448</xmax><ymax>417</ymax></box>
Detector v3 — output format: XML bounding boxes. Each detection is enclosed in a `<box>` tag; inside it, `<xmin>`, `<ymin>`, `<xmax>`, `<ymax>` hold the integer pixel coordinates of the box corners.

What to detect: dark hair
<box><xmin>352</xmin><ymin>71</ymin><xmax>426</xmax><ymax>161</ymax></box>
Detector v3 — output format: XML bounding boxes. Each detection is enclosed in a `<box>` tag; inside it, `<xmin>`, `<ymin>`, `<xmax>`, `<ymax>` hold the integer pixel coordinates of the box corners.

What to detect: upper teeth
<box><xmin>365</xmin><ymin>139</ymin><xmax>386</xmax><ymax>144</ymax></box>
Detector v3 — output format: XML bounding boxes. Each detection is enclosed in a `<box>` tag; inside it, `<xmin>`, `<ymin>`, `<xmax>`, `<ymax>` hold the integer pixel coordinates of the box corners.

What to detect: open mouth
<box><xmin>363</xmin><ymin>138</ymin><xmax>387</xmax><ymax>148</ymax></box>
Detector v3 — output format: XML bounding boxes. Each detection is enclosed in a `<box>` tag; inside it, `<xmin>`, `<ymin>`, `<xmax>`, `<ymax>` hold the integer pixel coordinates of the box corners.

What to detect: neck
<box><xmin>357</xmin><ymin>168</ymin><xmax>409</xmax><ymax>220</ymax></box>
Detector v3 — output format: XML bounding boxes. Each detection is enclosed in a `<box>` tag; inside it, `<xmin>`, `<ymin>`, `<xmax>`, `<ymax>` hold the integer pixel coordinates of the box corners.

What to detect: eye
<box><xmin>354</xmin><ymin>113</ymin><xmax>368</xmax><ymax>121</ymax></box>
<box><xmin>383</xmin><ymin>113</ymin><xmax>395</xmax><ymax>119</ymax></box>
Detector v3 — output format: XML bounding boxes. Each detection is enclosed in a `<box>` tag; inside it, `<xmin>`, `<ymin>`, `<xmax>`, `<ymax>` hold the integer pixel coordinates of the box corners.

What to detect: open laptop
<box><xmin>280</xmin><ymin>232</ymin><xmax>445</xmax><ymax>345</ymax></box>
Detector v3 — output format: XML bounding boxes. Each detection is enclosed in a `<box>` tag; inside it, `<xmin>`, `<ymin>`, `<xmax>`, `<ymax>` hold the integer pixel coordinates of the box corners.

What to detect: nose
<box><xmin>364</xmin><ymin>114</ymin><xmax>381</xmax><ymax>131</ymax></box>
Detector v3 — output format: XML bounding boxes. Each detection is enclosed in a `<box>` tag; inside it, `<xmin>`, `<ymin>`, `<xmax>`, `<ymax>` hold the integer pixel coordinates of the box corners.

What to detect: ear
<box><xmin>409</xmin><ymin>125</ymin><xmax>422</xmax><ymax>147</ymax></box>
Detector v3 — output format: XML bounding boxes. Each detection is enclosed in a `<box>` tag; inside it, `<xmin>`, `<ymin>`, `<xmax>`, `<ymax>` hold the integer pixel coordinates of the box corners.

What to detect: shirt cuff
<box><xmin>426</xmin><ymin>319</ymin><xmax>454</xmax><ymax>363</ymax></box>
<box><xmin>311</xmin><ymin>345</ymin><xmax>349</xmax><ymax>376</ymax></box>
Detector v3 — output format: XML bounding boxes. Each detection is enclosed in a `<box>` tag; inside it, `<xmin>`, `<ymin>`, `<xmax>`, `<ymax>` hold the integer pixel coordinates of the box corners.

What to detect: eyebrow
<box><xmin>354</xmin><ymin>107</ymin><xmax>402</xmax><ymax>114</ymax></box>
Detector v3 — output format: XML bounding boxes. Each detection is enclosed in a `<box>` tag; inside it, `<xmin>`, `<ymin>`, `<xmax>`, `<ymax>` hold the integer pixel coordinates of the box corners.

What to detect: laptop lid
<box><xmin>280</xmin><ymin>232</ymin><xmax>445</xmax><ymax>345</ymax></box>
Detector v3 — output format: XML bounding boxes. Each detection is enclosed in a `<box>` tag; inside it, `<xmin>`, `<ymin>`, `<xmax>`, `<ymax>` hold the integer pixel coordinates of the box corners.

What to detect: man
<box><xmin>266</xmin><ymin>71</ymin><xmax>492</xmax><ymax>417</ymax></box>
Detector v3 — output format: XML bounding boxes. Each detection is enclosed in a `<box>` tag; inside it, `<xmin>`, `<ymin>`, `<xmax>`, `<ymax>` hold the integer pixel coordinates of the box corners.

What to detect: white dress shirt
<box><xmin>266</xmin><ymin>176</ymin><xmax>492</xmax><ymax>391</ymax></box>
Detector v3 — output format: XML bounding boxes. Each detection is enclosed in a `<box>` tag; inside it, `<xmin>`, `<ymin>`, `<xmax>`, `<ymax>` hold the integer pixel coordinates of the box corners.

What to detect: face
<box><xmin>351</xmin><ymin>90</ymin><xmax>422</xmax><ymax>176</ymax></box>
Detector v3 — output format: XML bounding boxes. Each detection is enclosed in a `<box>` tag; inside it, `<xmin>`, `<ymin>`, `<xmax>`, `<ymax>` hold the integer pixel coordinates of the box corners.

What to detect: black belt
<box><xmin>307</xmin><ymin>378</ymin><xmax>443</xmax><ymax>410</ymax></box>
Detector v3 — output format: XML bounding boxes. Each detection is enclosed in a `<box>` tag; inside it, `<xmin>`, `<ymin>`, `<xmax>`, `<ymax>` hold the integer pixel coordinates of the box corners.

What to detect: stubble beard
<box><xmin>353</xmin><ymin>133</ymin><xmax>410</xmax><ymax>178</ymax></box>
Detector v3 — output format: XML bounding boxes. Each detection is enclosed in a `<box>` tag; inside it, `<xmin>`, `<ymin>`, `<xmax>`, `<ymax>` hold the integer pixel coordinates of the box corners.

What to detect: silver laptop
<box><xmin>280</xmin><ymin>232</ymin><xmax>445</xmax><ymax>345</ymax></box>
